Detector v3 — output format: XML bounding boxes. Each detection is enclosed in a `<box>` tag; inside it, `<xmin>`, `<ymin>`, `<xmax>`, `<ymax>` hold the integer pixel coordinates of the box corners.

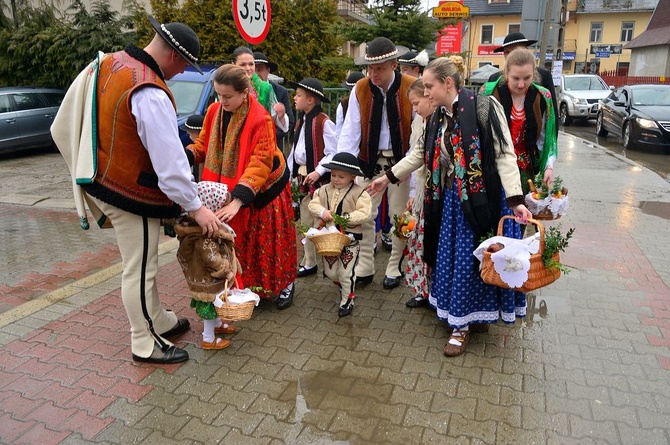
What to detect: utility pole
<box><xmin>537</xmin><ymin>0</ymin><xmax>556</xmax><ymax>69</ymax></box>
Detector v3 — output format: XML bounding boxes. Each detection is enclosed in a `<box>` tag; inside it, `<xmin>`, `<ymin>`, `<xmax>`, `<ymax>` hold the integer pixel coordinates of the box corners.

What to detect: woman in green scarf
<box><xmin>479</xmin><ymin>48</ymin><xmax>558</xmax><ymax>193</ymax></box>
<box><xmin>231</xmin><ymin>47</ymin><xmax>289</xmax><ymax>135</ymax></box>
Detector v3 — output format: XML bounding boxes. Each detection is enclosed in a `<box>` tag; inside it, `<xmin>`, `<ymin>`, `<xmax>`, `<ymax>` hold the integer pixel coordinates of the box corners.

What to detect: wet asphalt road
<box><xmin>560</xmin><ymin>119</ymin><xmax>670</xmax><ymax>184</ymax></box>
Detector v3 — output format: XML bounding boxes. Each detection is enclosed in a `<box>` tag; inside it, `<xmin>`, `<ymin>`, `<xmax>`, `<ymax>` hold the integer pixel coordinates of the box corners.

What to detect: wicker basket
<box><xmin>480</xmin><ymin>216</ymin><xmax>561</xmax><ymax>292</ymax></box>
<box><xmin>215</xmin><ymin>279</ymin><xmax>256</xmax><ymax>321</ymax></box>
<box><xmin>529</xmin><ymin>188</ymin><xmax>568</xmax><ymax>221</ymax></box>
<box><xmin>310</xmin><ymin>232</ymin><xmax>351</xmax><ymax>256</ymax></box>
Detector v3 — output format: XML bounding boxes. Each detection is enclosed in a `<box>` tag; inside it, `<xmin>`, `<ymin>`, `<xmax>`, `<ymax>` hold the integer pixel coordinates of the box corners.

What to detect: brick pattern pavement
<box><xmin>1</xmin><ymin>133</ymin><xmax>670</xmax><ymax>444</ymax></box>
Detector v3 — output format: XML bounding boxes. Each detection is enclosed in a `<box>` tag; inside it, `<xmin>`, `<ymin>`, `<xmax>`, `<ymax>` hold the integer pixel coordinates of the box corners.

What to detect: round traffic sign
<box><xmin>232</xmin><ymin>0</ymin><xmax>271</xmax><ymax>45</ymax></box>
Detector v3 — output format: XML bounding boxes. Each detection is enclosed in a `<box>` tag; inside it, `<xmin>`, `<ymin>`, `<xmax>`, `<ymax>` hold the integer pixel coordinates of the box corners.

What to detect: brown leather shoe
<box><xmin>201</xmin><ymin>338</ymin><xmax>231</xmax><ymax>350</ymax></box>
<box><xmin>443</xmin><ymin>330</ymin><xmax>470</xmax><ymax>357</ymax></box>
<box><xmin>214</xmin><ymin>324</ymin><xmax>237</xmax><ymax>335</ymax></box>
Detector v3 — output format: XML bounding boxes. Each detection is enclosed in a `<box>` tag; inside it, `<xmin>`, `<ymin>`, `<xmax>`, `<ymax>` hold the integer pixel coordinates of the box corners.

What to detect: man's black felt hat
<box><xmin>493</xmin><ymin>32</ymin><xmax>538</xmax><ymax>53</ymax></box>
<box><xmin>341</xmin><ymin>71</ymin><xmax>365</xmax><ymax>90</ymax></box>
<box><xmin>149</xmin><ymin>15</ymin><xmax>202</xmax><ymax>74</ymax></box>
<box><xmin>253</xmin><ymin>52</ymin><xmax>278</xmax><ymax>72</ymax></box>
<box><xmin>354</xmin><ymin>37</ymin><xmax>399</xmax><ymax>65</ymax></box>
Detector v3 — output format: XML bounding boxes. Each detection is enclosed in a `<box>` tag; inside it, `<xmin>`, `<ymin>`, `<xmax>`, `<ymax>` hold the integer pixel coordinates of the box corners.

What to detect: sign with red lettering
<box><xmin>432</xmin><ymin>1</ymin><xmax>469</xmax><ymax>19</ymax></box>
<box><xmin>478</xmin><ymin>45</ymin><xmax>498</xmax><ymax>56</ymax></box>
<box><xmin>435</xmin><ymin>0</ymin><xmax>464</xmax><ymax>55</ymax></box>
<box><xmin>436</xmin><ymin>23</ymin><xmax>462</xmax><ymax>55</ymax></box>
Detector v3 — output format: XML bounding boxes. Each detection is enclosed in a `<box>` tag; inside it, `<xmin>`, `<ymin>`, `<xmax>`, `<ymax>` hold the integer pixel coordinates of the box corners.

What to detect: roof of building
<box><xmin>464</xmin><ymin>0</ymin><xmax>523</xmax><ymax>16</ymax></box>
<box><xmin>624</xmin><ymin>0</ymin><xmax>670</xmax><ymax>48</ymax></box>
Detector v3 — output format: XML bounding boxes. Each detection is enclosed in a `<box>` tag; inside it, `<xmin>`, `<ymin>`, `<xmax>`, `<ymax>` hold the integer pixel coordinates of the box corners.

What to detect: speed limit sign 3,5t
<box><xmin>233</xmin><ymin>0</ymin><xmax>271</xmax><ymax>45</ymax></box>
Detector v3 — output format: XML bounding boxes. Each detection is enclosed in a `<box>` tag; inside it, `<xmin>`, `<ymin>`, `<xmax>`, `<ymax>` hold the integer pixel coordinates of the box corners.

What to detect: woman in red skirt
<box><xmin>186</xmin><ymin>64</ymin><xmax>297</xmax><ymax>310</ymax></box>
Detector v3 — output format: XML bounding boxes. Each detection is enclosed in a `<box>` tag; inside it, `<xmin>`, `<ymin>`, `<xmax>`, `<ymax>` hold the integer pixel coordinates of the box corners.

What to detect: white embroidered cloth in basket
<box><xmin>213</xmin><ymin>288</ymin><xmax>261</xmax><ymax>307</ymax></box>
<box><xmin>301</xmin><ymin>225</ymin><xmax>355</xmax><ymax>245</ymax></box>
<box><xmin>473</xmin><ymin>233</ymin><xmax>541</xmax><ymax>289</ymax></box>
<box><xmin>524</xmin><ymin>193</ymin><xmax>570</xmax><ymax>219</ymax></box>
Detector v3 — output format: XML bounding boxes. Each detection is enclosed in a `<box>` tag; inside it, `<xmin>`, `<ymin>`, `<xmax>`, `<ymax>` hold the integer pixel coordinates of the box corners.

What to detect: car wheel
<box><xmin>596</xmin><ymin>113</ymin><xmax>608</xmax><ymax>136</ymax></box>
<box><xmin>623</xmin><ymin>122</ymin><xmax>635</xmax><ymax>150</ymax></box>
<box><xmin>560</xmin><ymin>103</ymin><xmax>572</xmax><ymax>126</ymax></box>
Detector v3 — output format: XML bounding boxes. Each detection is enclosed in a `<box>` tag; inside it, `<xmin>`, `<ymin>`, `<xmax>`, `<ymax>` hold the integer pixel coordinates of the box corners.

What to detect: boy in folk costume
<box><xmin>308</xmin><ymin>153</ymin><xmax>372</xmax><ymax>317</ymax></box>
<box><xmin>286</xmin><ymin>78</ymin><xmax>338</xmax><ymax>278</ymax></box>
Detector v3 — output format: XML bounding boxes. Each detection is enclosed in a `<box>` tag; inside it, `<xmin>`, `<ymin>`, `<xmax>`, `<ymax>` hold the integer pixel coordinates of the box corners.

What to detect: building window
<box><xmin>489</xmin><ymin>0</ymin><xmax>509</xmax><ymax>4</ymax></box>
<box><xmin>481</xmin><ymin>25</ymin><xmax>493</xmax><ymax>44</ymax></box>
<box><xmin>508</xmin><ymin>24</ymin><xmax>520</xmax><ymax>35</ymax></box>
<box><xmin>621</xmin><ymin>22</ymin><xmax>634</xmax><ymax>42</ymax></box>
<box><xmin>590</xmin><ymin>22</ymin><xmax>603</xmax><ymax>42</ymax></box>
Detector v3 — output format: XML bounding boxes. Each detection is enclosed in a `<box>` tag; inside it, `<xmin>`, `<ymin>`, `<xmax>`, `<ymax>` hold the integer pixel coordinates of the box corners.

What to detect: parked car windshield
<box><xmin>166</xmin><ymin>79</ymin><xmax>208</xmax><ymax>116</ymax></box>
<box><xmin>631</xmin><ymin>87</ymin><xmax>670</xmax><ymax>106</ymax></box>
<box><xmin>564</xmin><ymin>76</ymin><xmax>608</xmax><ymax>91</ymax></box>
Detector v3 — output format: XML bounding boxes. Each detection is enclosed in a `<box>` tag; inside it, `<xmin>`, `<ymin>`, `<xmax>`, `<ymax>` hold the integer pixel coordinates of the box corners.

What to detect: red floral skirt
<box><xmin>234</xmin><ymin>182</ymin><xmax>297</xmax><ymax>297</ymax></box>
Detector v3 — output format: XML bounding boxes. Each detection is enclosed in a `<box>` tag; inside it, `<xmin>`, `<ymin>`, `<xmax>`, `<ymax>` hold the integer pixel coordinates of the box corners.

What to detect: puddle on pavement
<box><xmin>638</xmin><ymin>201</ymin><xmax>670</xmax><ymax>220</ymax></box>
<box><xmin>282</xmin><ymin>369</ymin><xmax>407</xmax><ymax>444</ymax></box>
<box><xmin>524</xmin><ymin>293</ymin><xmax>572</xmax><ymax>327</ymax></box>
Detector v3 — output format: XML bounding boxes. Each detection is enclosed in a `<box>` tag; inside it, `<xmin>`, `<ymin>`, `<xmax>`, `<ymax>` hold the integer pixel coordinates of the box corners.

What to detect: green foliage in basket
<box><xmin>533</xmin><ymin>173</ymin><xmax>565</xmax><ymax>199</ymax></box>
<box><xmin>543</xmin><ymin>224</ymin><xmax>575</xmax><ymax>274</ymax></box>
<box><xmin>550</xmin><ymin>176</ymin><xmax>564</xmax><ymax>196</ymax></box>
<box><xmin>295</xmin><ymin>220</ymin><xmax>311</xmax><ymax>236</ymax></box>
<box><xmin>478</xmin><ymin>229</ymin><xmax>496</xmax><ymax>245</ymax></box>
<box><xmin>332</xmin><ymin>213</ymin><xmax>351</xmax><ymax>233</ymax></box>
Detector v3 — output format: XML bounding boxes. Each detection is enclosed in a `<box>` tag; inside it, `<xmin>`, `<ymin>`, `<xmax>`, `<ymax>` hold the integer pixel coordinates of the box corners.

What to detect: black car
<box><xmin>596</xmin><ymin>84</ymin><xmax>670</xmax><ymax>151</ymax></box>
<box><xmin>0</xmin><ymin>86</ymin><xmax>66</xmax><ymax>154</ymax></box>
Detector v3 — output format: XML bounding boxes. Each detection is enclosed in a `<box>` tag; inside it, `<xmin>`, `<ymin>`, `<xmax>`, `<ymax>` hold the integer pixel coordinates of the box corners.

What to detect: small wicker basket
<box><xmin>480</xmin><ymin>216</ymin><xmax>561</xmax><ymax>292</ymax></box>
<box><xmin>215</xmin><ymin>279</ymin><xmax>255</xmax><ymax>321</ymax></box>
<box><xmin>529</xmin><ymin>188</ymin><xmax>568</xmax><ymax>221</ymax></box>
<box><xmin>310</xmin><ymin>232</ymin><xmax>351</xmax><ymax>256</ymax></box>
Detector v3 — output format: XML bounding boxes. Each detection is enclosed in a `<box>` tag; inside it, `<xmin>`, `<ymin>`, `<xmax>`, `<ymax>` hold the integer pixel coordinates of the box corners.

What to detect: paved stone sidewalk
<box><xmin>1</xmin><ymin>133</ymin><xmax>670</xmax><ymax>444</ymax></box>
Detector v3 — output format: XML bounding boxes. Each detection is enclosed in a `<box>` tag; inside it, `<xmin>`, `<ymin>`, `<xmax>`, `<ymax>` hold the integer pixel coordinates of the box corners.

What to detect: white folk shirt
<box><xmin>131</xmin><ymin>87</ymin><xmax>202</xmax><ymax>212</ymax></box>
<box><xmin>336</xmin><ymin>76</ymin><xmax>397</xmax><ymax>156</ymax></box>
<box><xmin>288</xmin><ymin>114</ymin><xmax>338</xmax><ymax>177</ymax></box>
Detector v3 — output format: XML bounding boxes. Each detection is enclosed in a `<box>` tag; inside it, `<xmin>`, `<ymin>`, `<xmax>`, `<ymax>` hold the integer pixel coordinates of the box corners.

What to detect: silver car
<box><xmin>556</xmin><ymin>74</ymin><xmax>611</xmax><ymax>126</ymax></box>
<box><xmin>0</xmin><ymin>86</ymin><xmax>65</xmax><ymax>154</ymax></box>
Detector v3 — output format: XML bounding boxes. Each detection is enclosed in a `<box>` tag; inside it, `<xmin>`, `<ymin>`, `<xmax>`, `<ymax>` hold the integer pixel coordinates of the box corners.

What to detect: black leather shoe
<box><xmin>276</xmin><ymin>284</ymin><xmax>294</xmax><ymax>310</ymax></box>
<box><xmin>355</xmin><ymin>274</ymin><xmax>374</xmax><ymax>288</ymax></box>
<box><xmin>160</xmin><ymin>317</ymin><xmax>190</xmax><ymax>338</ymax></box>
<box><xmin>405</xmin><ymin>295</ymin><xmax>428</xmax><ymax>308</ymax></box>
<box><xmin>132</xmin><ymin>344</ymin><xmax>189</xmax><ymax>364</ymax></box>
<box><xmin>338</xmin><ymin>298</ymin><xmax>354</xmax><ymax>317</ymax></box>
<box><xmin>383</xmin><ymin>276</ymin><xmax>401</xmax><ymax>290</ymax></box>
<box><xmin>297</xmin><ymin>265</ymin><xmax>318</xmax><ymax>278</ymax></box>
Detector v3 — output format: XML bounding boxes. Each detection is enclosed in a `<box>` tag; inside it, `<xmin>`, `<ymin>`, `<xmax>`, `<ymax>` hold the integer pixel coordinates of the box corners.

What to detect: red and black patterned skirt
<box><xmin>234</xmin><ymin>182</ymin><xmax>297</xmax><ymax>297</ymax></box>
